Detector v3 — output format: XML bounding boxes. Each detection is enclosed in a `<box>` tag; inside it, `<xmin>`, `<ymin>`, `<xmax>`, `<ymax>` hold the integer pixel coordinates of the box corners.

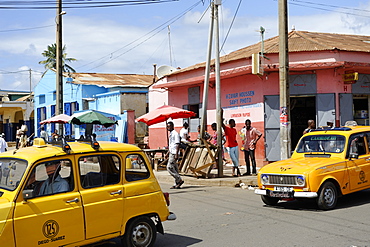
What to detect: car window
<box><xmin>296</xmin><ymin>135</ymin><xmax>345</xmax><ymax>153</ymax></box>
<box><xmin>79</xmin><ymin>155</ymin><xmax>120</xmax><ymax>189</ymax></box>
<box><xmin>349</xmin><ymin>134</ymin><xmax>367</xmax><ymax>156</ymax></box>
<box><xmin>0</xmin><ymin>159</ymin><xmax>27</xmax><ymax>191</ymax></box>
<box><xmin>125</xmin><ymin>154</ymin><xmax>150</xmax><ymax>182</ymax></box>
<box><xmin>25</xmin><ymin>159</ymin><xmax>72</xmax><ymax>196</ymax></box>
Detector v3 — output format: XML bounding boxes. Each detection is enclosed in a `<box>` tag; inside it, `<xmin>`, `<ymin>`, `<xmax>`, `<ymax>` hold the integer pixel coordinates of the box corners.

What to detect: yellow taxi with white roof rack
<box><xmin>255</xmin><ymin>125</ymin><xmax>370</xmax><ymax>210</ymax></box>
<box><xmin>0</xmin><ymin>137</ymin><xmax>175</xmax><ymax>247</ymax></box>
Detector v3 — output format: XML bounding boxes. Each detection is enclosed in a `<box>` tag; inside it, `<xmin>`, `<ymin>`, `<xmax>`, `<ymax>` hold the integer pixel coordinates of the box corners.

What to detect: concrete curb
<box><xmin>154</xmin><ymin>170</ymin><xmax>258</xmax><ymax>187</ymax></box>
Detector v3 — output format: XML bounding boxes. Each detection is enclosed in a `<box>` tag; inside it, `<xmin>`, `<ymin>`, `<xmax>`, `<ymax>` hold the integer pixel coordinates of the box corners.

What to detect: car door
<box><xmin>77</xmin><ymin>153</ymin><xmax>124</xmax><ymax>239</ymax></box>
<box><xmin>13</xmin><ymin>159</ymin><xmax>85</xmax><ymax>247</ymax></box>
<box><xmin>347</xmin><ymin>133</ymin><xmax>370</xmax><ymax>191</ymax></box>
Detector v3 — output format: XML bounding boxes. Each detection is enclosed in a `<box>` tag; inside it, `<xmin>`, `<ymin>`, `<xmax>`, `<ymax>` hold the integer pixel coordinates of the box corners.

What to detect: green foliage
<box><xmin>39</xmin><ymin>43</ymin><xmax>77</xmax><ymax>73</ymax></box>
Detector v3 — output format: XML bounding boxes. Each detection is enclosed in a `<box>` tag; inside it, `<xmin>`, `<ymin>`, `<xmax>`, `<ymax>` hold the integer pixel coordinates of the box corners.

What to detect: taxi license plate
<box><xmin>267</xmin><ymin>190</ymin><xmax>294</xmax><ymax>198</ymax></box>
<box><xmin>274</xmin><ymin>186</ymin><xmax>293</xmax><ymax>192</ymax></box>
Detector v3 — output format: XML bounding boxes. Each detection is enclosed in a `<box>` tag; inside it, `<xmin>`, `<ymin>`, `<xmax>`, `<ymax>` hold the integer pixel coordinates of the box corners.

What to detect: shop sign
<box><xmin>343</xmin><ymin>71</ymin><xmax>358</xmax><ymax>84</ymax></box>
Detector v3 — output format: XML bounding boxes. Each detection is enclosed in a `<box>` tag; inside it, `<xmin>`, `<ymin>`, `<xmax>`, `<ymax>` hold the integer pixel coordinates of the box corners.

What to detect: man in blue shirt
<box><xmin>39</xmin><ymin>161</ymin><xmax>69</xmax><ymax>196</ymax></box>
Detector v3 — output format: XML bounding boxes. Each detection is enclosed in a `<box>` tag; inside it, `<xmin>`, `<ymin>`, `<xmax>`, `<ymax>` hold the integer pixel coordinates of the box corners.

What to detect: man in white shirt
<box><xmin>0</xmin><ymin>133</ymin><xmax>7</xmax><ymax>153</ymax></box>
<box><xmin>179</xmin><ymin>122</ymin><xmax>191</xmax><ymax>151</ymax></box>
<box><xmin>40</xmin><ymin>126</ymin><xmax>48</xmax><ymax>141</ymax></box>
<box><xmin>166</xmin><ymin>121</ymin><xmax>184</xmax><ymax>189</ymax></box>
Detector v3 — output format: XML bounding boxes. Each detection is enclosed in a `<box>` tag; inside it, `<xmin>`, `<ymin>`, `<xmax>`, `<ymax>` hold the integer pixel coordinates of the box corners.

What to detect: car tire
<box><xmin>122</xmin><ymin>216</ymin><xmax>157</xmax><ymax>247</ymax></box>
<box><xmin>261</xmin><ymin>195</ymin><xmax>279</xmax><ymax>206</ymax></box>
<box><xmin>317</xmin><ymin>181</ymin><xmax>337</xmax><ymax>210</ymax></box>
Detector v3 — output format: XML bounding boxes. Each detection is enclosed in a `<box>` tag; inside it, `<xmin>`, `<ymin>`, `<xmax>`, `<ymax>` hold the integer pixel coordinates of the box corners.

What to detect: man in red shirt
<box><xmin>222</xmin><ymin>118</ymin><xmax>241</xmax><ymax>177</ymax></box>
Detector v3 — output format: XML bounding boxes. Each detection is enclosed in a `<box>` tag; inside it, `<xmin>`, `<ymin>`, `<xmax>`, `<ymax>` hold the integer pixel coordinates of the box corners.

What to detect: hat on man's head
<box><xmin>45</xmin><ymin>161</ymin><xmax>60</xmax><ymax>167</ymax></box>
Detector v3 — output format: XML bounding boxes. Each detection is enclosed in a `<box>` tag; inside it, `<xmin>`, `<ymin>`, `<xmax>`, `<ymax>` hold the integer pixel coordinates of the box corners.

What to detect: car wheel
<box><xmin>317</xmin><ymin>181</ymin><xmax>337</xmax><ymax>210</ymax></box>
<box><xmin>261</xmin><ymin>195</ymin><xmax>279</xmax><ymax>206</ymax></box>
<box><xmin>122</xmin><ymin>216</ymin><xmax>157</xmax><ymax>247</ymax></box>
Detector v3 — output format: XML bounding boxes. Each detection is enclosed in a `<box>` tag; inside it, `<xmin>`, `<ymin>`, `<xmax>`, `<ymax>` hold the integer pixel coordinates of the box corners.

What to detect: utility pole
<box><xmin>278</xmin><ymin>0</ymin><xmax>291</xmax><ymax>159</ymax></box>
<box><xmin>200</xmin><ymin>1</ymin><xmax>214</xmax><ymax>142</ymax></box>
<box><xmin>200</xmin><ymin>0</ymin><xmax>223</xmax><ymax>176</ymax></box>
<box><xmin>214</xmin><ymin>0</ymin><xmax>223</xmax><ymax>177</ymax></box>
<box><xmin>29</xmin><ymin>68</ymin><xmax>32</xmax><ymax>93</ymax></box>
<box><xmin>56</xmin><ymin>0</ymin><xmax>64</xmax><ymax>135</ymax></box>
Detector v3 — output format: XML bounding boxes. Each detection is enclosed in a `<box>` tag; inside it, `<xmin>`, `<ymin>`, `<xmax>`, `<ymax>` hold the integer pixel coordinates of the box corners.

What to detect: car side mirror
<box><xmin>23</xmin><ymin>189</ymin><xmax>35</xmax><ymax>200</ymax></box>
<box><xmin>349</xmin><ymin>153</ymin><xmax>359</xmax><ymax>160</ymax></box>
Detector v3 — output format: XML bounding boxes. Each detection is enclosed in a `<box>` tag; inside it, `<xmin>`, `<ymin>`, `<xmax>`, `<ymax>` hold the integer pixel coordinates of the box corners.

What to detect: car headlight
<box><xmin>296</xmin><ymin>175</ymin><xmax>305</xmax><ymax>186</ymax></box>
<box><xmin>261</xmin><ymin>174</ymin><xmax>269</xmax><ymax>184</ymax></box>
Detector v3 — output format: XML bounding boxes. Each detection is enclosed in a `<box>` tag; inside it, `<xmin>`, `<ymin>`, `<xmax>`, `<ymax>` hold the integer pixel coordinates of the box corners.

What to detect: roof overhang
<box><xmin>153</xmin><ymin>61</ymin><xmax>370</xmax><ymax>89</ymax></box>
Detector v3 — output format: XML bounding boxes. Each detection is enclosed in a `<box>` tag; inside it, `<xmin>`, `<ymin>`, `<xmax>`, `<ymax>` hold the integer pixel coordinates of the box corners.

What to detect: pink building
<box><xmin>148</xmin><ymin>30</ymin><xmax>370</xmax><ymax>166</ymax></box>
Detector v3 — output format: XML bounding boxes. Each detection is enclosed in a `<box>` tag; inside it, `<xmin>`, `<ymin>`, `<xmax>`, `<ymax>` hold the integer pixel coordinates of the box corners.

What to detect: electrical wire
<box><xmin>0</xmin><ymin>24</ymin><xmax>54</xmax><ymax>33</ymax></box>
<box><xmin>288</xmin><ymin>0</ymin><xmax>370</xmax><ymax>18</ymax></box>
<box><xmin>79</xmin><ymin>0</ymin><xmax>202</xmax><ymax>71</ymax></box>
<box><xmin>0</xmin><ymin>0</ymin><xmax>178</xmax><ymax>9</ymax></box>
<box><xmin>220</xmin><ymin>0</ymin><xmax>243</xmax><ymax>52</ymax></box>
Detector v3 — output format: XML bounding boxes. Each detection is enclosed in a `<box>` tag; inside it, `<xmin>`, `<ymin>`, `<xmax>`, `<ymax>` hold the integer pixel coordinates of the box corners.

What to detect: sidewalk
<box><xmin>154</xmin><ymin>165</ymin><xmax>258</xmax><ymax>187</ymax></box>
<box><xmin>7</xmin><ymin>144</ymin><xmax>257</xmax><ymax>188</ymax></box>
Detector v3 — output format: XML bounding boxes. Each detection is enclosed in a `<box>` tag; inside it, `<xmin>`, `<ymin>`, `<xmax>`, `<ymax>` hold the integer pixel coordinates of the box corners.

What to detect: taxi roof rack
<box><xmin>311</xmin><ymin>127</ymin><xmax>352</xmax><ymax>132</ymax></box>
<box><xmin>48</xmin><ymin>136</ymin><xmax>100</xmax><ymax>152</ymax></box>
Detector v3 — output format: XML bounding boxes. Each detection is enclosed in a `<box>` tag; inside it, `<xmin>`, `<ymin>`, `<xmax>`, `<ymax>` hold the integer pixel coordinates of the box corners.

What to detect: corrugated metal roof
<box><xmin>172</xmin><ymin>30</ymin><xmax>370</xmax><ymax>75</ymax></box>
<box><xmin>15</xmin><ymin>94</ymin><xmax>33</xmax><ymax>101</ymax></box>
<box><xmin>70</xmin><ymin>73</ymin><xmax>154</xmax><ymax>87</ymax></box>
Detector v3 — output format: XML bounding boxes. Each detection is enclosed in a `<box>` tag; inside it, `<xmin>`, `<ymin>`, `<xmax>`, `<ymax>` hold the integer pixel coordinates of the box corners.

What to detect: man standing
<box><xmin>179</xmin><ymin>122</ymin><xmax>191</xmax><ymax>151</ymax></box>
<box><xmin>241</xmin><ymin>119</ymin><xmax>262</xmax><ymax>175</ymax></box>
<box><xmin>15</xmin><ymin>126</ymin><xmax>22</xmax><ymax>149</ymax></box>
<box><xmin>303</xmin><ymin>119</ymin><xmax>316</xmax><ymax>135</ymax></box>
<box><xmin>0</xmin><ymin>133</ymin><xmax>8</xmax><ymax>153</ymax></box>
<box><xmin>166</xmin><ymin>121</ymin><xmax>184</xmax><ymax>189</ymax></box>
<box><xmin>222</xmin><ymin>117</ymin><xmax>241</xmax><ymax>177</ymax></box>
<box><xmin>40</xmin><ymin>126</ymin><xmax>48</xmax><ymax>141</ymax></box>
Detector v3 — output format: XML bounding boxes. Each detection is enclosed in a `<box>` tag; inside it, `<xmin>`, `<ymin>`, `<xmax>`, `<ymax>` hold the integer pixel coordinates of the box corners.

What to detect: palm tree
<box><xmin>39</xmin><ymin>43</ymin><xmax>77</xmax><ymax>73</ymax></box>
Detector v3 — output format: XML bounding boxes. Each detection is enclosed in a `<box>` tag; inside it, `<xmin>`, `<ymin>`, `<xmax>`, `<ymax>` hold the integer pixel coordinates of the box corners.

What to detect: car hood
<box><xmin>260</xmin><ymin>156</ymin><xmax>344</xmax><ymax>175</ymax></box>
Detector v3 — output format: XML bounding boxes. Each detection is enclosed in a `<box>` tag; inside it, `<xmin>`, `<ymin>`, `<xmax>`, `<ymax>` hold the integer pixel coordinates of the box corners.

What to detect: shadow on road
<box><xmin>262</xmin><ymin>189</ymin><xmax>370</xmax><ymax>211</ymax></box>
<box><xmin>82</xmin><ymin>232</ymin><xmax>202</xmax><ymax>247</ymax></box>
<box><xmin>155</xmin><ymin>232</ymin><xmax>202</xmax><ymax>247</ymax></box>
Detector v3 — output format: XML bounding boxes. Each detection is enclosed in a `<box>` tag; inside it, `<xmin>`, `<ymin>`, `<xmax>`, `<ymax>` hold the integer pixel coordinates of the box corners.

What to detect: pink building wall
<box><xmin>148</xmin><ymin>49</ymin><xmax>370</xmax><ymax>167</ymax></box>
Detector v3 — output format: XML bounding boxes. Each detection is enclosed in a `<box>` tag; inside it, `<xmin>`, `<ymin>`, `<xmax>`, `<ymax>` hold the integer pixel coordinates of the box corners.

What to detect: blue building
<box><xmin>34</xmin><ymin>70</ymin><xmax>153</xmax><ymax>143</ymax></box>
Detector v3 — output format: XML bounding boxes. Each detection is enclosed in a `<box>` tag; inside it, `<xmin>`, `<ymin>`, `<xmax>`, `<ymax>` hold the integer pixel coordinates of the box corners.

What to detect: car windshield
<box><xmin>0</xmin><ymin>159</ymin><xmax>28</xmax><ymax>191</ymax></box>
<box><xmin>296</xmin><ymin>135</ymin><xmax>345</xmax><ymax>153</ymax></box>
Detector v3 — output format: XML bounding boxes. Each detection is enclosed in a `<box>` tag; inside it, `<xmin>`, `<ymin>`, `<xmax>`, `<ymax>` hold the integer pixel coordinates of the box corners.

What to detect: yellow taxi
<box><xmin>255</xmin><ymin>125</ymin><xmax>370</xmax><ymax>210</ymax></box>
<box><xmin>0</xmin><ymin>138</ymin><xmax>175</xmax><ymax>246</ymax></box>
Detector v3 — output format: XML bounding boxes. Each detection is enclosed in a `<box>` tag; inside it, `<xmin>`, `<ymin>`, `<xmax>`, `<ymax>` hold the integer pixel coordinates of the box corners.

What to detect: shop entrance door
<box><xmin>290</xmin><ymin>96</ymin><xmax>316</xmax><ymax>150</ymax></box>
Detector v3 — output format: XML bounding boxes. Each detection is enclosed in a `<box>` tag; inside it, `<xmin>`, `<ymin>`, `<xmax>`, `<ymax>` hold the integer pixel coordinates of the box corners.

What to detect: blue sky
<box><xmin>1</xmin><ymin>0</ymin><xmax>370</xmax><ymax>91</ymax></box>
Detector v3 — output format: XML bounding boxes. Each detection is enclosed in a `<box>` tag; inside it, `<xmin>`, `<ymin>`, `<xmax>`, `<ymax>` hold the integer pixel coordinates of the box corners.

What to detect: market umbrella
<box><xmin>136</xmin><ymin>105</ymin><xmax>196</xmax><ymax>126</ymax></box>
<box><xmin>40</xmin><ymin>114</ymin><xmax>72</xmax><ymax>124</ymax></box>
<box><xmin>69</xmin><ymin>110</ymin><xmax>117</xmax><ymax>128</ymax></box>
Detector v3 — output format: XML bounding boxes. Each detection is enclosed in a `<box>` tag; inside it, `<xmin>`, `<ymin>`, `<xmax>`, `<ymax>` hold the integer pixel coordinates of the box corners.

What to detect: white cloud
<box><xmin>3</xmin><ymin>1</ymin><xmax>370</xmax><ymax>91</ymax></box>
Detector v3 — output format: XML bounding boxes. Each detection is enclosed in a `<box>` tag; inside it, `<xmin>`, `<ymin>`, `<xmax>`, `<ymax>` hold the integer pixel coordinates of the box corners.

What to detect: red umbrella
<box><xmin>40</xmin><ymin>114</ymin><xmax>72</xmax><ymax>124</ymax></box>
<box><xmin>136</xmin><ymin>105</ymin><xmax>196</xmax><ymax>126</ymax></box>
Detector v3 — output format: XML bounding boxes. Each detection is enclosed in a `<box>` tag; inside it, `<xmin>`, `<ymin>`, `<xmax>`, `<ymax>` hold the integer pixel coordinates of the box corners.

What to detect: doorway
<box><xmin>290</xmin><ymin>96</ymin><xmax>316</xmax><ymax>149</ymax></box>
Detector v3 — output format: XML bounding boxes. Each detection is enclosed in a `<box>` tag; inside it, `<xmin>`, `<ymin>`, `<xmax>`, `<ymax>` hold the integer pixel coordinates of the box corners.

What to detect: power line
<box><xmin>79</xmin><ymin>0</ymin><xmax>202</xmax><ymax>71</ymax></box>
<box><xmin>0</xmin><ymin>0</ymin><xmax>178</xmax><ymax>9</ymax></box>
<box><xmin>0</xmin><ymin>24</ymin><xmax>54</xmax><ymax>33</ymax></box>
<box><xmin>291</xmin><ymin>0</ymin><xmax>370</xmax><ymax>14</ymax></box>
<box><xmin>288</xmin><ymin>0</ymin><xmax>370</xmax><ymax>18</ymax></box>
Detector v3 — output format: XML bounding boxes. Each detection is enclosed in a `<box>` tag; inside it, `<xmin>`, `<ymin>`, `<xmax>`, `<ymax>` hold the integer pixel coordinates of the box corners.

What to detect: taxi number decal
<box><xmin>358</xmin><ymin>171</ymin><xmax>368</xmax><ymax>185</ymax></box>
<box><xmin>38</xmin><ymin>220</ymin><xmax>66</xmax><ymax>245</ymax></box>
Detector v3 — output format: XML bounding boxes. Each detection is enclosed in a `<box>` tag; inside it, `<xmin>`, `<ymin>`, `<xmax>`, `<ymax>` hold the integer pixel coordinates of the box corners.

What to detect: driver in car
<box><xmin>38</xmin><ymin>161</ymin><xmax>69</xmax><ymax>196</ymax></box>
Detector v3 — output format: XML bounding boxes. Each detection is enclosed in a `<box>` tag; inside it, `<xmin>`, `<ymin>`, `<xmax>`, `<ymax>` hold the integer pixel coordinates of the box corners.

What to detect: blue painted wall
<box><xmin>34</xmin><ymin>70</ymin><xmax>148</xmax><ymax>143</ymax></box>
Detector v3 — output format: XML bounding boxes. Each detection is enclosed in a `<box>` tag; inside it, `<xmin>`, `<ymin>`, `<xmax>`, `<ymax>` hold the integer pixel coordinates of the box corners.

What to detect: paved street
<box><xmin>93</xmin><ymin>181</ymin><xmax>370</xmax><ymax>247</ymax></box>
